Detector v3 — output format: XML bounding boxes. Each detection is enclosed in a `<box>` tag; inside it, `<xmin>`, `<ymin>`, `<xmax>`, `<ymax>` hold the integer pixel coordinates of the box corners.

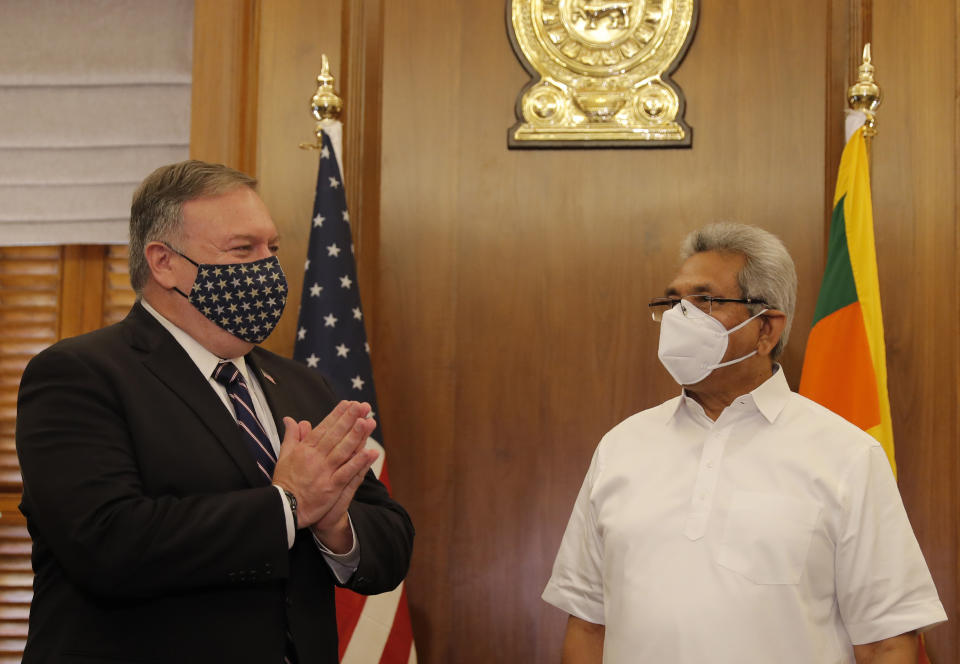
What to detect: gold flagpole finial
<box><xmin>848</xmin><ymin>43</ymin><xmax>882</xmax><ymax>138</ymax></box>
<box><xmin>300</xmin><ymin>54</ymin><xmax>343</xmax><ymax>150</ymax></box>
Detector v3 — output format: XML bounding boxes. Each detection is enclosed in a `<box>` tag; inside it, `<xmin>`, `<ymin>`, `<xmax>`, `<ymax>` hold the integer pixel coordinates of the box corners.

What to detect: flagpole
<box><xmin>299</xmin><ymin>53</ymin><xmax>343</xmax><ymax>151</ymax></box>
<box><xmin>847</xmin><ymin>43</ymin><xmax>882</xmax><ymax>146</ymax></box>
<box><xmin>843</xmin><ymin>45</ymin><xmax>933</xmax><ymax>664</ymax></box>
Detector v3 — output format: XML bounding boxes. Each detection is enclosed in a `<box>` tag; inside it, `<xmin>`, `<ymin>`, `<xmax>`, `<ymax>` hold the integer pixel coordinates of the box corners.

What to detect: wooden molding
<box><xmin>824</xmin><ymin>0</ymin><xmax>871</xmax><ymax>247</ymax></box>
<box><xmin>342</xmin><ymin>0</ymin><xmax>385</xmax><ymax>335</ymax></box>
<box><xmin>190</xmin><ymin>0</ymin><xmax>260</xmax><ymax>174</ymax></box>
<box><xmin>58</xmin><ymin>245</ymin><xmax>106</xmax><ymax>339</ymax></box>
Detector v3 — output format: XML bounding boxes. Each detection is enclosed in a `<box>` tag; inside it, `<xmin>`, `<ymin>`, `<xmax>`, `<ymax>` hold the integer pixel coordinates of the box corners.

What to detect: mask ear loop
<box><xmin>161</xmin><ymin>242</ymin><xmax>200</xmax><ymax>299</ymax></box>
<box><xmin>723</xmin><ymin>307</ymin><xmax>768</xmax><ymax>335</ymax></box>
<box><xmin>707</xmin><ymin>308</ymin><xmax>769</xmax><ymax>370</ymax></box>
<box><xmin>162</xmin><ymin>241</ymin><xmax>200</xmax><ymax>267</ymax></box>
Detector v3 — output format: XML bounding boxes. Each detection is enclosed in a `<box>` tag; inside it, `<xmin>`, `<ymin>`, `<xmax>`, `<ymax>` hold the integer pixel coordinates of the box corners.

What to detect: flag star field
<box><xmin>293</xmin><ymin>131</ymin><xmax>383</xmax><ymax>439</ymax></box>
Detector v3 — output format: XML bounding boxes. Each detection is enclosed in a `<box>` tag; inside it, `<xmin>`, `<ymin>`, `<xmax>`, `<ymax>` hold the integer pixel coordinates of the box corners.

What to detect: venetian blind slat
<box><xmin>0</xmin><ymin>246</ymin><xmax>59</xmax><ymax>662</ymax></box>
<box><xmin>0</xmin><ymin>246</ymin><xmax>60</xmax><ymax>494</ymax></box>
<box><xmin>0</xmin><ymin>523</ymin><xmax>32</xmax><ymax>648</ymax></box>
<box><xmin>104</xmin><ymin>245</ymin><xmax>136</xmax><ymax>326</ymax></box>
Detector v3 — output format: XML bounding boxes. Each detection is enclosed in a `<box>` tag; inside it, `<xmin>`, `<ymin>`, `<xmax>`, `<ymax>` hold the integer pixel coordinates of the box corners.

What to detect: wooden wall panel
<box><xmin>190</xmin><ymin>0</ymin><xmax>260</xmax><ymax>173</ymax></box>
<box><xmin>255</xmin><ymin>0</ymin><xmax>342</xmax><ymax>358</ymax></box>
<box><xmin>341</xmin><ymin>0</ymin><xmax>384</xmax><ymax>335</ymax></box>
<box><xmin>872</xmin><ymin>1</ymin><xmax>959</xmax><ymax>659</ymax></box>
<box><xmin>377</xmin><ymin>1</ymin><xmax>829</xmax><ymax>661</ymax></box>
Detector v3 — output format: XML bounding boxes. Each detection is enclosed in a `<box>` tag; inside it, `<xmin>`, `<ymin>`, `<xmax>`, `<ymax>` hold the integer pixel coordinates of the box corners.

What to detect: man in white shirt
<box><xmin>542</xmin><ymin>222</ymin><xmax>945</xmax><ymax>664</ymax></box>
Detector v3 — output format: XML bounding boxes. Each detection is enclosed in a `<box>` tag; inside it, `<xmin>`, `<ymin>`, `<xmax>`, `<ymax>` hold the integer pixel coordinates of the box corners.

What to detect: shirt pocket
<box><xmin>717</xmin><ymin>490</ymin><xmax>821</xmax><ymax>585</ymax></box>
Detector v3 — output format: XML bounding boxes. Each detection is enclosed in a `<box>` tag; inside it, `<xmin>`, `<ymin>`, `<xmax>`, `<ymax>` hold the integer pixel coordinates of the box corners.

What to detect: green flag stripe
<box><xmin>811</xmin><ymin>194</ymin><xmax>859</xmax><ymax>326</ymax></box>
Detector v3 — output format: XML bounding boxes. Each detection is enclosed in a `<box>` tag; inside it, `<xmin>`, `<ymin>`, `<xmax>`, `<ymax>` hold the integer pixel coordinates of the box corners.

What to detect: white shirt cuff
<box><xmin>312</xmin><ymin>516</ymin><xmax>360</xmax><ymax>584</ymax></box>
<box><xmin>274</xmin><ymin>487</ymin><xmax>360</xmax><ymax>583</ymax></box>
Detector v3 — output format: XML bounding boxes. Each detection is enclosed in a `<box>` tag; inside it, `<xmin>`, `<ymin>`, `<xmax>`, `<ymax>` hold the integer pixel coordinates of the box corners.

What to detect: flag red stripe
<box><xmin>379</xmin><ymin>584</ymin><xmax>414</xmax><ymax>664</ymax></box>
<box><xmin>335</xmin><ymin>586</ymin><xmax>368</xmax><ymax>659</ymax></box>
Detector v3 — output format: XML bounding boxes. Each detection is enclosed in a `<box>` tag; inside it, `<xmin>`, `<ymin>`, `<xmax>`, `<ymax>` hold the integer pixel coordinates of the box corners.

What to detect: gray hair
<box><xmin>128</xmin><ymin>160</ymin><xmax>257</xmax><ymax>294</ymax></box>
<box><xmin>680</xmin><ymin>222</ymin><xmax>798</xmax><ymax>359</ymax></box>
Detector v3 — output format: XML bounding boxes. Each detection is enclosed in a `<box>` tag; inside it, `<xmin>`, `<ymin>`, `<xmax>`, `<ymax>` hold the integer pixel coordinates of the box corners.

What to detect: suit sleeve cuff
<box><xmin>312</xmin><ymin>516</ymin><xmax>360</xmax><ymax>583</ymax></box>
<box><xmin>274</xmin><ymin>485</ymin><xmax>295</xmax><ymax>549</ymax></box>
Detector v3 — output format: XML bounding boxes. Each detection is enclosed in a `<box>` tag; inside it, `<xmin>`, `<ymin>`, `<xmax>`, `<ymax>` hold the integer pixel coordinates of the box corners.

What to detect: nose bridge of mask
<box><xmin>677</xmin><ymin>299</ymin><xmax>726</xmax><ymax>336</ymax></box>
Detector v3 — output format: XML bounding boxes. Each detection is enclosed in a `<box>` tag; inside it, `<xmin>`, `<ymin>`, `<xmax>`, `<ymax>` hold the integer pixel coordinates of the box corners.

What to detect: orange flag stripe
<box><xmin>799</xmin><ymin>300</ymin><xmax>881</xmax><ymax>431</ymax></box>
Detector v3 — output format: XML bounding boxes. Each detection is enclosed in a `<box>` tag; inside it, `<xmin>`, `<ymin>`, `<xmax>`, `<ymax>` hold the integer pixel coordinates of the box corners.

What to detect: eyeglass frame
<box><xmin>647</xmin><ymin>295</ymin><xmax>769</xmax><ymax>322</ymax></box>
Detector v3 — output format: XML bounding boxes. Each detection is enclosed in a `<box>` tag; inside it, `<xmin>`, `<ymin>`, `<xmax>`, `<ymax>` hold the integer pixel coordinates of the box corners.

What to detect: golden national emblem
<box><xmin>507</xmin><ymin>0</ymin><xmax>698</xmax><ymax>147</ymax></box>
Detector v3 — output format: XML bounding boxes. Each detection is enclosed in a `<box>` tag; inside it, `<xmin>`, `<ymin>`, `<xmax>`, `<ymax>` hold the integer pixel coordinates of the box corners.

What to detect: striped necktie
<box><xmin>212</xmin><ymin>361</ymin><xmax>277</xmax><ymax>482</ymax></box>
<box><xmin>212</xmin><ymin>361</ymin><xmax>297</xmax><ymax>663</ymax></box>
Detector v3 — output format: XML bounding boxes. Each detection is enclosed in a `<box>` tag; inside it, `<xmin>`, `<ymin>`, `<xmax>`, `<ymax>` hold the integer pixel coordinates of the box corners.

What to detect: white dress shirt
<box><xmin>141</xmin><ymin>299</ymin><xmax>358</xmax><ymax>581</ymax></box>
<box><xmin>543</xmin><ymin>366</ymin><xmax>945</xmax><ymax>664</ymax></box>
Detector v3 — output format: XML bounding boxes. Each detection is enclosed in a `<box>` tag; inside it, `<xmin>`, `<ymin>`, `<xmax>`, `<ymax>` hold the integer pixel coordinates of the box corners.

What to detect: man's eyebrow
<box><xmin>223</xmin><ymin>234</ymin><xmax>281</xmax><ymax>244</ymax></box>
<box><xmin>664</xmin><ymin>284</ymin><xmax>713</xmax><ymax>297</ymax></box>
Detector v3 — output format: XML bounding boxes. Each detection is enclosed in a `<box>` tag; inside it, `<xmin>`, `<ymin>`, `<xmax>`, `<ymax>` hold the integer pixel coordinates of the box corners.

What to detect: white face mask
<box><xmin>657</xmin><ymin>299</ymin><xmax>768</xmax><ymax>385</ymax></box>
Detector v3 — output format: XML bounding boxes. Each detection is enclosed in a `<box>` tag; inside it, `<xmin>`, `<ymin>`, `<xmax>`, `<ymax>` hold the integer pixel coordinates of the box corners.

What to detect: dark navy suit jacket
<box><xmin>16</xmin><ymin>302</ymin><xmax>414</xmax><ymax>663</ymax></box>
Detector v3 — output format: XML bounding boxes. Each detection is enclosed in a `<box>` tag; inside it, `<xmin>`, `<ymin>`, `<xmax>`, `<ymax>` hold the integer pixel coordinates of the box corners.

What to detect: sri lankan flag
<box><xmin>800</xmin><ymin>117</ymin><xmax>933</xmax><ymax>660</ymax></box>
<box><xmin>799</xmin><ymin>119</ymin><xmax>895</xmax><ymax>474</ymax></box>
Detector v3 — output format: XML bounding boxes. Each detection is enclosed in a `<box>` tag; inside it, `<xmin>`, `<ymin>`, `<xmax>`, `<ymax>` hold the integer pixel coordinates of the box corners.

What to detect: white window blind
<box><xmin>0</xmin><ymin>0</ymin><xmax>193</xmax><ymax>246</ymax></box>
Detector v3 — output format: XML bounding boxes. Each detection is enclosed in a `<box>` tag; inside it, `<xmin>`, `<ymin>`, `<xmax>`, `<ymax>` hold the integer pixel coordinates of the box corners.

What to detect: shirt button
<box><xmin>699</xmin><ymin>492</ymin><xmax>707</xmax><ymax>501</ymax></box>
<box><xmin>706</xmin><ymin>461</ymin><xmax>714</xmax><ymax>469</ymax></box>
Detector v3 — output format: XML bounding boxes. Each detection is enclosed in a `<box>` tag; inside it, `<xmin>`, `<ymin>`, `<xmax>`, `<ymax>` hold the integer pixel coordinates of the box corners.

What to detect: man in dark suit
<box><xmin>15</xmin><ymin>160</ymin><xmax>414</xmax><ymax>663</ymax></box>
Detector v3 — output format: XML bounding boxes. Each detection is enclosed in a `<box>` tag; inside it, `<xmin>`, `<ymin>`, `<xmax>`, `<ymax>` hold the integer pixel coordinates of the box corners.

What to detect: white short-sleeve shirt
<box><xmin>542</xmin><ymin>367</ymin><xmax>945</xmax><ymax>664</ymax></box>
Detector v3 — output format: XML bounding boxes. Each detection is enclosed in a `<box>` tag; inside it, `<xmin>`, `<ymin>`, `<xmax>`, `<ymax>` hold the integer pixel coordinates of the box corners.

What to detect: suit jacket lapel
<box><xmin>123</xmin><ymin>302</ymin><xmax>267</xmax><ymax>487</ymax></box>
<box><xmin>246</xmin><ymin>350</ymin><xmax>294</xmax><ymax>438</ymax></box>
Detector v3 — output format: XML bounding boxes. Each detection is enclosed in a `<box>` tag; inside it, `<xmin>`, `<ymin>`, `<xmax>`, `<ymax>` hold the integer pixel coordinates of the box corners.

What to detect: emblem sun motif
<box><xmin>508</xmin><ymin>0</ymin><xmax>698</xmax><ymax>147</ymax></box>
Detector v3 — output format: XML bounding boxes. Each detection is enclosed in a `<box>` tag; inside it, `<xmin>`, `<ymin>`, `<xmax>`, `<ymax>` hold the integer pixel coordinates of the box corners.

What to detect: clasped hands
<box><xmin>272</xmin><ymin>401</ymin><xmax>379</xmax><ymax>553</ymax></box>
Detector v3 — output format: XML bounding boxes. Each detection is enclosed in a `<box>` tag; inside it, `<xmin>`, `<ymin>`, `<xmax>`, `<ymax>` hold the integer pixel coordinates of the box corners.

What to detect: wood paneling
<box><xmin>58</xmin><ymin>245</ymin><xmax>105</xmax><ymax>339</ymax></box>
<box><xmin>342</xmin><ymin>0</ymin><xmax>384</xmax><ymax>334</ymax></box>
<box><xmin>254</xmin><ymin>0</ymin><xmax>342</xmax><ymax>358</ymax></box>
<box><xmin>872</xmin><ymin>1</ymin><xmax>959</xmax><ymax>658</ymax></box>
<box><xmin>0</xmin><ymin>246</ymin><xmax>61</xmax><ymax>494</ymax></box>
<box><xmin>103</xmin><ymin>246</ymin><xmax>137</xmax><ymax>326</ymax></box>
<box><xmin>190</xmin><ymin>0</ymin><xmax>260</xmax><ymax>172</ymax></box>
<box><xmin>376</xmin><ymin>2</ymin><xmax>829</xmax><ymax>660</ymax></box>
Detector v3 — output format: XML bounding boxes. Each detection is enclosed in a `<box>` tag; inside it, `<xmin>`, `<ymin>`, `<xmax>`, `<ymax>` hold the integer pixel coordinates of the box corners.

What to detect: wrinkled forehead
<box><xmin>180</xmin><ymin>186</ymin><xmax>278</xmax><ymax>244</ymax></box>
<box><xmin>665</xmin><ymin>250</ymin><xmax>745</xmax><ymax>297</ymax></box>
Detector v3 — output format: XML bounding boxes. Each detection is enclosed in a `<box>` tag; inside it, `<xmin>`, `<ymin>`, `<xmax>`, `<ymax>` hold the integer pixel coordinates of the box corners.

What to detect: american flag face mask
<box><xmin>167</xmin><ymin>244</ymin><xmax>289</xmax><ymax>344</ymax></box>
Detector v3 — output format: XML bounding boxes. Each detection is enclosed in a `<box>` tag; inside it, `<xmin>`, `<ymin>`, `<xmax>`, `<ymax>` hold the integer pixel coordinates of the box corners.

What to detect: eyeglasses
<box><xmin>648</xmin><ymin>295</ymin><xmax>768</xmax><ymax>322</ymax></box>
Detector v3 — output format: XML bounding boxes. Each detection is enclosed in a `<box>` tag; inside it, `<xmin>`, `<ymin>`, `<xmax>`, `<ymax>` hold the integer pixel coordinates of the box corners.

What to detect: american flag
<box><xmin>293</xmin><ymin>124</ymin><xmax>417</xmax><ymax>664</ymax></box>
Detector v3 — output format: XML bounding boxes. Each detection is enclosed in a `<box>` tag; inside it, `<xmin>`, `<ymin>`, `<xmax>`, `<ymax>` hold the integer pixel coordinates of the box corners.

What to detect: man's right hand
<box><xmin>272</xmin><ymin>401</ymin><xmax>379</xmax><ymax>534</ymax></box>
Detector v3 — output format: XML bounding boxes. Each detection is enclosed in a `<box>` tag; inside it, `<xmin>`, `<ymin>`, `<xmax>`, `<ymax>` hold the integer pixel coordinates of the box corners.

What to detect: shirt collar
<box><xmin>668</xmin><ymin>364</ymin><xmax>790</xmax><ymax>424</ymax></box>
<box><xmin>140</xmin><ymin>298</ymin><xmax>251</xmax><ymax>382</ymax></box>
<box><xmin>750</xmin><ymin>364</ymin><xmax>790</xmax><ymax>423</ymax></box>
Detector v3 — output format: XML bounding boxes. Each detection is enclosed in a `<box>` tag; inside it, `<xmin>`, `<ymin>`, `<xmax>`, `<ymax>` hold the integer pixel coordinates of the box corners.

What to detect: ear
<box><xmin>144</xmin><ymin>241</ymin><xmax>182</xmax><ymax>290</ymax></box>
<box><xmin>756</xmin><ymin>310</ymin><xmax>786</xmax><ymax>358</ymax></box>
